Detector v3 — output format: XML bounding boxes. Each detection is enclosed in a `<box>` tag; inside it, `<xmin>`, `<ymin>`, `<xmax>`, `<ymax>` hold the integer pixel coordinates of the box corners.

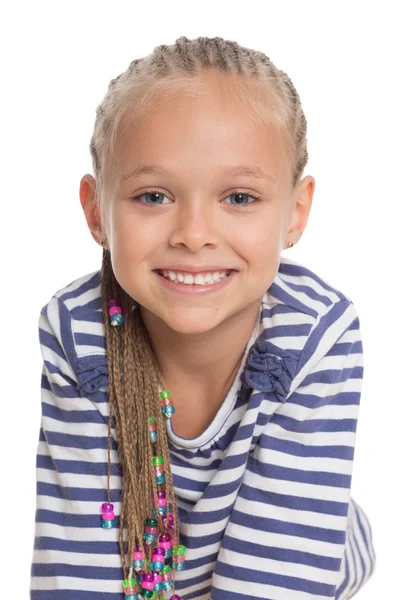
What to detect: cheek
<box><xmin>111</xmin><ymin>210</ymin><xmax>152</xmax><ymax>253</ymax></box>
<box><xmin>231</xmin><ymin>220</ymin><xmax>280</xmax><ymax>261</ymax></box>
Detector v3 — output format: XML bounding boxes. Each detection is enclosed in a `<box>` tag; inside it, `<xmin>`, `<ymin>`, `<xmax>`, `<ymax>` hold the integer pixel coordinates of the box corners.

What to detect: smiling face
<box><xmin>82</xmin><ymin>73</ymin><xmax>314</xmax><ymax>338</ymax></box>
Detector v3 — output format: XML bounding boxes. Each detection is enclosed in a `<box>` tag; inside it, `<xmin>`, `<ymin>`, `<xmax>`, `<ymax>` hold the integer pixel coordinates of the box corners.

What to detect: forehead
<box><xmin>114</xmin><ymin>75</ymin><xmax>290</xmax><ymax>185</ymax></box>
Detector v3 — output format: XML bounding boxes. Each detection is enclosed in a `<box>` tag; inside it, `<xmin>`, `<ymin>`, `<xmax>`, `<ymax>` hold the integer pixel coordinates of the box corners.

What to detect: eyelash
<box><xmin>130</xmin><ymin>189</ymin><xmax>262</xmax><ymax>209</ymax></box>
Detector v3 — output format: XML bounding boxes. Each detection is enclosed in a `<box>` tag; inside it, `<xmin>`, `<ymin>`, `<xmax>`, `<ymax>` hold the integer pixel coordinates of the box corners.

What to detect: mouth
<box><xmin>152</xmin><ymin>269</ymin><xmax>237</xmax><ymax>294</ymax></box>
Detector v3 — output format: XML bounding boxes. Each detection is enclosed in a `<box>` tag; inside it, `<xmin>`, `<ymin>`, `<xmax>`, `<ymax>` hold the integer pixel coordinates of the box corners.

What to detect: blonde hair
<box><xmin>90</xmin><ymin>35</ymin><xmax>309</xmax><ymax>591</ymax></box>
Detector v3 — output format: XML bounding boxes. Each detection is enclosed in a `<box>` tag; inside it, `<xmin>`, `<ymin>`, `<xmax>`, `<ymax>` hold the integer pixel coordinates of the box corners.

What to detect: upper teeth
<box><xmin>161</xmin><ymin>270</ymin><xmax>230</xmax><ymax>285</ymax></box>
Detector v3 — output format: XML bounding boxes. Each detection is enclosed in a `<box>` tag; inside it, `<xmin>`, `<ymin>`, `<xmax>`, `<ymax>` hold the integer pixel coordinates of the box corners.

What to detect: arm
<box><xmin>273</xmin><ymin>300</ymin><xmax>376</xmax><ymax>599</ymax></box>
<box><xmin>30</xmin><ymin>296</ymin><xmax>123</xmax><ymax>599</ymax></box>
<box><xmin>213</xmin><ymin>299</ymin><xmax>376</xmax><ymax>599</ymax></box>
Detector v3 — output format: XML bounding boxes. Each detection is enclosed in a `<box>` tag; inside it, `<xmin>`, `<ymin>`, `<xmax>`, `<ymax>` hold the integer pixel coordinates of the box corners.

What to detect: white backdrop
<box><xmin>1</xmin><ymin>1</ymin><xmax>398</xmax><ymax>597</ymax></box>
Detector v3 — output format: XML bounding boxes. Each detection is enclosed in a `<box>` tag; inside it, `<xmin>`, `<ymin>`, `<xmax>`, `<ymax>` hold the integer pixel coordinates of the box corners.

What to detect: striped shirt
<box><xmin>30</xmin><ymin>255</ymin><xmax>376</xmax><ymax>599</ymax></box>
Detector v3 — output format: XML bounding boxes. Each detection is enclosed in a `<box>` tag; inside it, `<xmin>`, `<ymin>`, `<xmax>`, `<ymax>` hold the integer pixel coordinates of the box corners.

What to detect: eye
<box><xmin>224</xmin><ymin>191</ymin><xmax>261</xmax><ymax>207</ymax></box>
<box><xmin>130</xmin><ymin>190</ymin><xmax>171</xmax><ymax>207</ymax></box>
<box><xmin>130</xmin><ymin>189</ymin><xmax>261</xmax><ymax>208</ymax></box>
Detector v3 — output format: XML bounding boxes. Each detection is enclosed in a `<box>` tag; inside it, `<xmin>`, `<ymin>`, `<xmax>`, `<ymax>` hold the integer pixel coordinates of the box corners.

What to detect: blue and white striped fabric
<box><xmin>30</xmin><ymin>255</ymin><xmax>376</xmax><ymax>599</ymax></box>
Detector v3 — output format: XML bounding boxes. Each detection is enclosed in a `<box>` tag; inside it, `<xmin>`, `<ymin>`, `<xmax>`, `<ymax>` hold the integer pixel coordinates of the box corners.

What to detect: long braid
<box><xmin>91</xmin><ymin>35</ymin><xmax>309</xmax><ymax>597</ymax></box>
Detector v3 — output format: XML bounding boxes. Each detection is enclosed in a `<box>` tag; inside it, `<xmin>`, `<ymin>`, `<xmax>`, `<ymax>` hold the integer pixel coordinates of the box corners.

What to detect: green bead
<box><xmin>160</xmin><ymin>564</ymin><xmax>171</xmax><ymax>574</ymax></box>
<box><xmin>159</xmin><ymin>389</ymin><xmax>172</xmax><ymax>400</ymax></box>
<box><xmin>172</xmin><ymin>544</ymin><xmax>186</xmax><ymax>555</ymax></box>
<box><xmin>152</xmin><ymin>456</ymin><xmax>163</xmax><ymax>467</ymax></box>
<box><xmin>149</xmin><ymin>416</ymin><xmax>156</xmax><ymax>424</ymax></box>
<box><xmin>145</xmin><ymin>518</ymin><xmax>157</xmax><ymax>527</ymax></box>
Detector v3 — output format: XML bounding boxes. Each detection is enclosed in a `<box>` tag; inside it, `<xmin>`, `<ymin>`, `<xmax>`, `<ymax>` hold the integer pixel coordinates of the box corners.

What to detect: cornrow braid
<box><xmin>90</xmin><ymin>35</ymin><xmax>309</xmax><ymax>598</ymax></box>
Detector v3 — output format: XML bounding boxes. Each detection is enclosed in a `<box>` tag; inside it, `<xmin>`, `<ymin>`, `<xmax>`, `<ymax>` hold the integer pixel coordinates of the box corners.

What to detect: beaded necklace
<box><xmin>102</xmin><ymin>298</ymin><xmax>185</xmax><ymax>600</ymax></box>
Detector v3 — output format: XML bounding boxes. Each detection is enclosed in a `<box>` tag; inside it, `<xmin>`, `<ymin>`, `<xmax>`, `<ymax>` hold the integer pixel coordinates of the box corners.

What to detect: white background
<box><xmin>1</xmin><ymin>1</ymin><xmax>398</xmax><ymax>597</ymax></box>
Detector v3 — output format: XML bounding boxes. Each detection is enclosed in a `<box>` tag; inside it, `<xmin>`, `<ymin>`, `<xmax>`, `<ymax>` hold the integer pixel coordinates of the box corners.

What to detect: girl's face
<box><xmin>83</xmin><ymin>77</ymin><xmax>314</xmax><ymax>336</ymax></box>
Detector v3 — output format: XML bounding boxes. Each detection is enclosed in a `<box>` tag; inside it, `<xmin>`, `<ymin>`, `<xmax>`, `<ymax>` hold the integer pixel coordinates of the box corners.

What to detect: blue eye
<box><xmin>130</xmin><ymin>190</ymin><xmax>261</xmax><ymax>208</ymax></box>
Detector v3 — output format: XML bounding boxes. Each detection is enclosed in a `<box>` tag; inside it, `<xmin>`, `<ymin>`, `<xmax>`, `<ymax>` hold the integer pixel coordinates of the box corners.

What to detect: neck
<box><xmin>140</xmin><ymin>298</ymin><xmax>262</xmax><ymax>396</ymax></box>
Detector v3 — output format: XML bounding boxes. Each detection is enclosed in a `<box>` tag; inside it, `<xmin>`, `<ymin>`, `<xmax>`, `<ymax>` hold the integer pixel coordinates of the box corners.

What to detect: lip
<box><xmin>153</xmin><ymin>269</ymin><xmax>237</xmax><ymax>294</ymax></box>
<box><xmin>153</xmin><ymin>265</ymin><xmax>237</xmax><ymax>274</ymax></box>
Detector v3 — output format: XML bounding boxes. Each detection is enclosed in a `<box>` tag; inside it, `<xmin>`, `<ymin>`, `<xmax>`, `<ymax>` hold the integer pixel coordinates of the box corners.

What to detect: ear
<box><xmin>79</xmin><ymin>174</ymin><xmax>105</xmax><ymax>247</ymax></box>
<box><xmin>285</xmin><ymin>175</ymin><xmax>316</xmax><ymax>246</ymax></box>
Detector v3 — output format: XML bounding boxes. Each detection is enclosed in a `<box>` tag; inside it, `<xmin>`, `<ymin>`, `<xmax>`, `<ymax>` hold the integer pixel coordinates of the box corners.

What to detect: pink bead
<box><xmin>162</xmin><ymin>572</ymin><xmax>172</xmax><ymax>582</ymax></box>
<box><xmin>109</xmin><ymin>305</ymin><xmax>122</xmax><ymax>316</ymax></box>
<box><xmin>158</xmin><ymin>498</ymin><xmax>166</xmax><ymax>507</ymax></box>
<box><xmin>134</xmin><ymin>551</ymin><xmax>143</xmax><ymax>560</ymax></box>
<box><xmin>152</xmin><ymin>553</ymin><xmax>164</xmax><ymax>562</ymax></box>
<box><xmin>174</xmin><ymin>554</ymin><xmax>185</xmax><ymax>563</ymax></box>
<box><xmin>154</xmin><ymin>466</ymin><xmax>164</xmax><ymax>475</ymax></box>
<box><xmin>161</xmin><ymin>398</ymin><xmax>174</xmax><ymax>406</ymax></box>
<box><xmin>153</xmin><ymin>573</ymin><xmax>162</xmax><ymax>583</ymax></box>
<box><xmin>124</xmin><ymin>588</ymin><xmax>136</xmax><ymax>595</ymax></box>
<box><xmin>102</xmin><ymin>511</ymin><xmax>115</xmax><ymax>520</ymax></box>
<box><xmin>159</xmin><ymin>540</ymin><xmax>171</xmax><ymax>550</ymax></box>
<box><xmin>145</xmin><ymin>526</ymin><xmax>158</xmax><ymax>534</ymax></box>
<box><xmin>148</xmin><ymin>424</ymin><xmax>157</xmax><ymax>432</ymax></box>
<box><xmin>101</xmin><ymin>503</ymin><xmax>113</xmax><ymax>512</ymax></box>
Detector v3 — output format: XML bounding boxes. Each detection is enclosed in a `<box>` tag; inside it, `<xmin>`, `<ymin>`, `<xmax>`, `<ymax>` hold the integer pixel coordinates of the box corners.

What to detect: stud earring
<box><xmin>287</xmin><ymin>241</ymin><xmax>294</xmax><ymax>248</ymax></box>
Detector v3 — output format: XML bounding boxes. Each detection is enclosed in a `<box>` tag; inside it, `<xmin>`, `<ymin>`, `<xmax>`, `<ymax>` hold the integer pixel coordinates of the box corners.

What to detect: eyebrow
<box><xmin>122</xmin><ymin>164</ymin><xmax>276</xmax><ymax>183</ymax></box>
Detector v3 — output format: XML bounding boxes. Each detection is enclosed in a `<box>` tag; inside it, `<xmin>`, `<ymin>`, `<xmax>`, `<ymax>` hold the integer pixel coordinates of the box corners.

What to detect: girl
<box><xmin>30</xmin><ymin>36</ymin><xmax>376</xmax><ymax>600</ymax></box>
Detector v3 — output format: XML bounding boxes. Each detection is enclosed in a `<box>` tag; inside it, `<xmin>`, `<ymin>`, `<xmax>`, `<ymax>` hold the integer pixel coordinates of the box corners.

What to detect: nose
<box><xmin>168</xmin><ymin>197</ymin><xmax>219</xmax><ymax>251</ymax></box>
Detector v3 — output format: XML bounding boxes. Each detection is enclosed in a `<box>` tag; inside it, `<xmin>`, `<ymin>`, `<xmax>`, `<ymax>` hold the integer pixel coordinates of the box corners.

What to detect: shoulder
<box><xmin>39</xmin><ymin>269</ymin><xmax>108</xmax><ymax>397</ymax></box>
<box><xmin>263</xmin><ymin>255</ymin><xmax>360</xmax><ymax>341</ymax></box>
<box><xmin>268</xmin><ymin>254</ymin><xmax>353</xmax><ymax>316</ymax></box>
<box><xmin>41</xmin><ymin>269</ymin><xmax>104</xmax><ymax>353</ymax></box>
<box><xmin>245</xmin><ymin>256</ymin><xmax>362</xmax><ymax>402</ymax></box>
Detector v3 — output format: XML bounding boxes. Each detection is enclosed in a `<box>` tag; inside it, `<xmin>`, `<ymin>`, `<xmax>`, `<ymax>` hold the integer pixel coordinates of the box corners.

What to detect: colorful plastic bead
<box><xmin>159</xmin><ymin>389</ymin><xmax>176</xmax><ymax>418</ymax></box>
<box><xmin>151</xmin><ymin>546</ymin><xmax>165</xmax><ymax>572</ymax></box>
<box><xmin>110</xmin><ymin>313</ymin><xmax>124</xmax><ymax>327</ymax></box>
<box><xmin>162</xmin><ymin>580</ymin><xmax>173</xmax><ymax>592</ymax></box>
<box><xmin>172</xmin><ymin>544</ymin><xmax>186</xmax><ymax>555</ymax></box>
<box><xmin>149</xmin><ymin>416</ymin><xmax>158</xmax><ymax>442</ymax></box>
<box><xmin>152</xmin><ymin>572</ymin><xmax>163</xmax><ymax>591</ymax></box>
<box><xmin>155</xmin><ymin>473</ymin><xmax>165</xmax><ymax>484</ymax></box>
<box><xmin>108</xmin><ymin>300</ymin><xmax>124</xmax><ymax>327</ymax></box>
<box><xmin>161</xmin><ymin>512</ymin><xmax>175</xmax><ymax>531</ymax></box>
<box><xmin>132</xmin><ymin>544</ymin><xmax>144</xmax><ymax>571</ymax></box>
<box><xmin>161</xmin><ymin>404</ymin><xmax>175</xmax><ymax>418</ymax></box>
<box><xmin>123</xmin><ymin>577</ymin><xmax>138</xmax><ymax>589</ymax></box>
<box><xmin>101</xmin><ymin>518</ymin><xmax>116</xmax><ymax>528</ymax></box>
<box><xmin>102</xmin><ymin>511</ymin><xmax>115</xmax><ymax>520</ymax></box>
<box><xmin>141</xmin><ymin>573</ymin><xmax>155</xmax><ymax>590</ymax></box>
